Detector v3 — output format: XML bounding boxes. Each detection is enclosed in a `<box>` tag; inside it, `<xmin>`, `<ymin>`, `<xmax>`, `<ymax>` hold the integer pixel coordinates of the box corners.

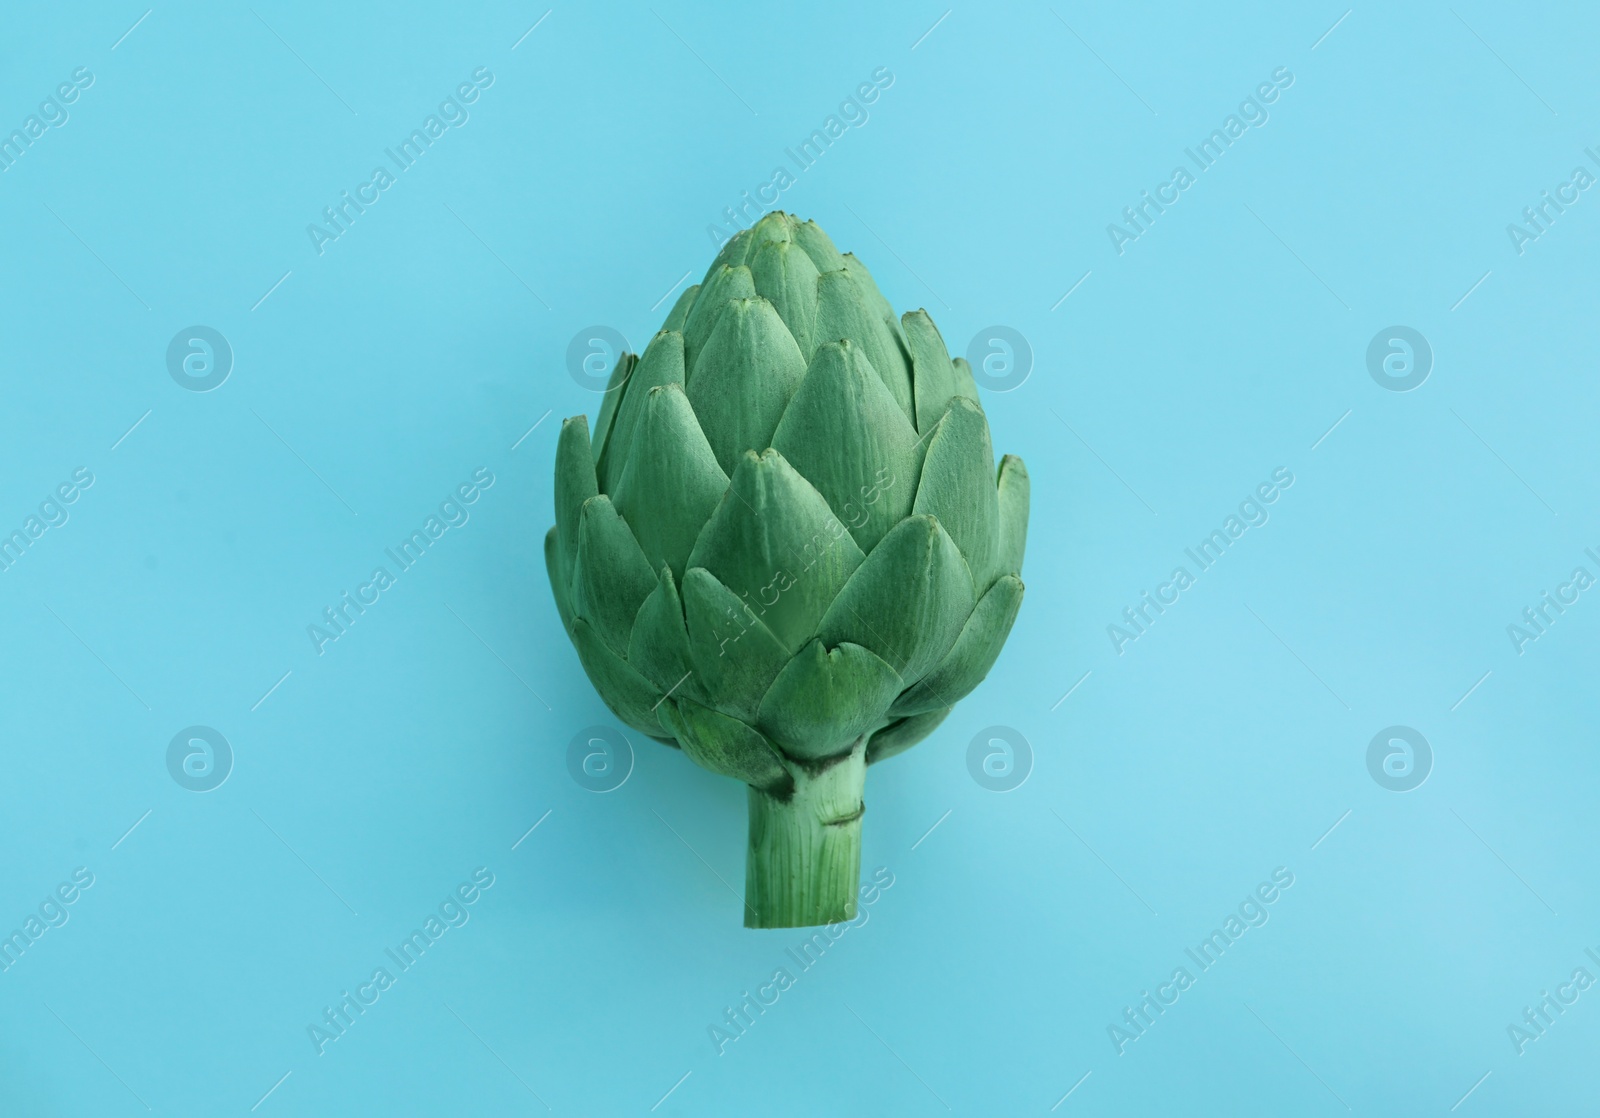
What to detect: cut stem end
<box><xmin>743</xmin><ymin>743</ymin><xmax>866</xmax><ymax>929</ymax></box>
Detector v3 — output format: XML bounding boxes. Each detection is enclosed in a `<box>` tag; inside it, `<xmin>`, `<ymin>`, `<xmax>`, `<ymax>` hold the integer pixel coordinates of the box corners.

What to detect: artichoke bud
<box><xmin>547</xmin><ymin>212</ymin><xmax>1029</xmax><ymax>927</ymax></box>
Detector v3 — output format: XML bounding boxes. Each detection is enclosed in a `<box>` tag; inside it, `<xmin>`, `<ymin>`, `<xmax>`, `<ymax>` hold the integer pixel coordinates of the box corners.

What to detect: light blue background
<box><xmin>2</xmin><ymin>2</ymin><xmax>1596</xmax><ymax>1114</ymax></box>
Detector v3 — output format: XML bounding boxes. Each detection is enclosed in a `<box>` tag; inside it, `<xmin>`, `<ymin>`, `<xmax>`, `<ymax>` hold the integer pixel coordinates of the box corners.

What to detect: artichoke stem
<box><xmin>744</xmin><ymin>742</ymin><xmax>866</xmax><ymax>929</ymax></box>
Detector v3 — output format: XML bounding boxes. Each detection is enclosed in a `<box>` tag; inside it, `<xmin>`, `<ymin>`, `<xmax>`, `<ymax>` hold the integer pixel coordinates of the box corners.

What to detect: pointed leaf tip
<box><xmin>687</xmin><ymin>297</ymin><xmax>807</xmax><ymax>473</ymax></box>
<box><xmin>612</xmin><ymin>383</ymin><xmax>728</xmax><ymax>582</ymax></box>
<box><xmin>772</xmin><ymin>339</ymin><xmax>920</xmax><ymax>554</ymax></box>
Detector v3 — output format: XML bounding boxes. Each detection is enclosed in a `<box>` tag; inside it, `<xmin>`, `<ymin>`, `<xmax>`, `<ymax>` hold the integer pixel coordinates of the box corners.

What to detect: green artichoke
<box><xmin>546</xmin><ymin>211</ymin><xmax>1029</xmax><ymax>928</ymax></box>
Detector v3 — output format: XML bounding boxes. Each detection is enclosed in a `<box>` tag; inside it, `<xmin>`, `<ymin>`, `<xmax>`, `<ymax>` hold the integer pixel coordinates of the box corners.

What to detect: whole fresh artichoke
<box><xmin>546</xmin><ymin>212</ymin><xmax>1028</xmax><ymax>928</ymax></box>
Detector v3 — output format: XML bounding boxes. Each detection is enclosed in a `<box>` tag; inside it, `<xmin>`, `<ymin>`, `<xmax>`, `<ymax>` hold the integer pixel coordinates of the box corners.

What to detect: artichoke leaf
<box><xmin>686</xmin><ymin>449</ymin><xmax>864</xmax><ymax>655</ymax></box>
<box><xmin>793</xmin><ymin>218</ymin><xmax>846</xmax><ymax>275</ymax></box>
<box><xmin>749</xmin><ymin>239</ymin><xmax>820</xmax><ymax>360</ymax></box>
<box><xmin>904</xmin><ymin>310</ymin><xmax>972</xmax><ymax>433</ymax></box>
<box><xmin>951</xmin><ymin>356</ymin><xmax>980</xmax><ymax>401</ymax></box>
<box><xmin>680</xmin><ymin>566</ymin><xmax>793</xmax><ymax>724</ymax></box>
<box><xmin>627</xmin><ymin>565</ymin><xmax>703</xmax><ymax>704</ymax></box>
<box><xmin>687</xmin><ymin>298</ymin><xmax>808</xmax><ymax>474</ymax></box>
<box><xmin>612</xmin><ymin>383</ymin><xmax>729</xmax><ymax>582</ymax></box>
<box><xmin>913</xmin><ymin>396</ymin><xmax>999</xmax><ymax>593</ymax></box>
<box><xmin>568</xmin><ymin>617</ymin><xmax>669</xmax><ymax>739</ymax></box>
<box><xmin>817</xmin><ymin>514</ymin><xmax>975</xmax><ymax>685</ymax></box>
<box><xmin>554</xmin><ymin>416</ymin><xmax>597</xmax><ymax>585</ymax></box>
<box><xmin>599</xmin><ymin>329</ymin><xmax>686</xmax><ymax>492</ymax></box>
<box><xmin>706</xmin><ymin>227</ymin><xmax>754</xmax><ymax>274</ymax></box>
<box><xmin>996</xmin><ymin>454</ymin><xmax>1030</xmax><ymax>578</ymax></box>
<box><xmin>572</xmin><ymin>495</ymin><xmax>658</xmax><ymax>656</ymax></box>
<box><xmin>682</xmin><ymin>265</ymin><xmax>756</xmax><ymax>377</ymax></box>
<box><xmin>890</xmin><ymin>575</ymin><xmax>1023</xmax><ymax>717</ymax></box>
<box><xmin>659</xmin><ymin>695</ymin><xmax>793</xmax><ymax>794</ymax></box>
<box><xmin>660</xmin><ymin>282</ymin><xmax>700</xmax><ymax>334</ymax></box>
<box><xmin>866</xmin><ymin>708</ymin><xmax>951</xmax><ymax>765</ymax></box>
<box><xmin>757</xmin><ymin>640</ymin><xmax>903</xmax><ymax>762</ymax></box>
<box><xmin>771</xmin><ymin>339</ymin><xmax>920</xmax><ymax>555</ymax></box>
<box><xmin>841</xmin><ymin>252</ymin><xmax>906</xmax><ymax>351</ymax></box>
<box><xmin>813</xmin><ymin>268</ymin><xmax>914</xmax><ymax>422</ymax></box>
<box><xmin>591</xmin><ymin>351</ymin><xmax>637</xmax><ymax>466</ymax></box>
<box><xmin>544</xmin><ymin>526</ymin><xmax>573</xmax><ymax>631</ymax></box>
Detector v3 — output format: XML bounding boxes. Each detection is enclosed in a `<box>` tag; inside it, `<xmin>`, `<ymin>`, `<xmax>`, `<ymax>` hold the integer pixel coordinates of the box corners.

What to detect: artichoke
<box><xmin>545</xmin><ymin>212</ymin><xmax>1029</xmax><ymax>928</ymax></box>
